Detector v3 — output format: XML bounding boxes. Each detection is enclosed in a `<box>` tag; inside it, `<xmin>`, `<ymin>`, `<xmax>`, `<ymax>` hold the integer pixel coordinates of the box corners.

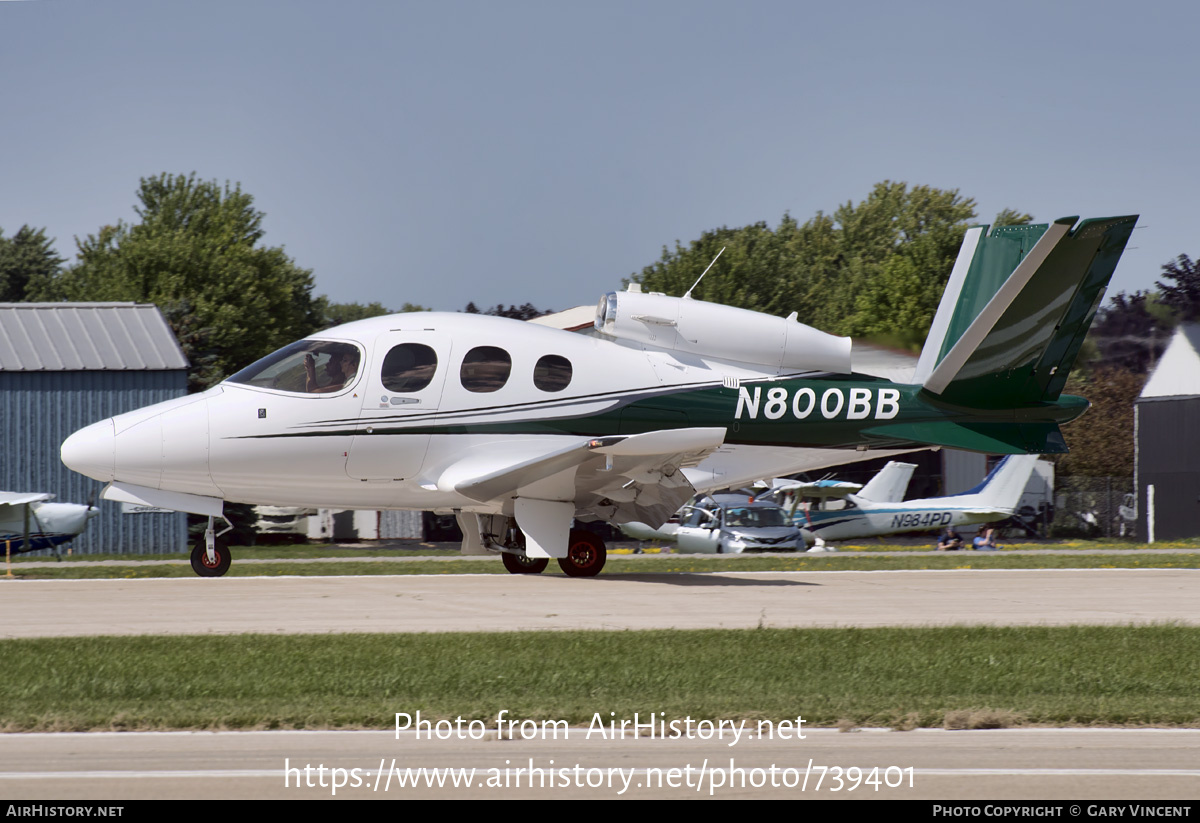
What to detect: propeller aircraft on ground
<box><xmin>0</xmin><ymin>492</ymin><xmax>99</xmax><ymax>560</ymax></box>
<box><xmin>60</xmin><ymin>214</ymin><xmax>1137</xmax><ymax>577</ymax></box>
<box><xmin>768</xmin><ymin>454</ymin><xmax>1041</xmax><ymax>548</ymax></box>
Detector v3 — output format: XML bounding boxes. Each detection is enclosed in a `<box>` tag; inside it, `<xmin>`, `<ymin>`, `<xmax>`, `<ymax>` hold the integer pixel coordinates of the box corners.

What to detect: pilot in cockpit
<box><xmin>303</xmin><ymin>345</ymin><xmax>360</xmax><ymax>393</ymax></box>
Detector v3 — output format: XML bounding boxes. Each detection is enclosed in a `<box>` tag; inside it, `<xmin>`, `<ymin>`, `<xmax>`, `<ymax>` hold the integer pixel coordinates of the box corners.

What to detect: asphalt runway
<box><xmin>3</xmin><ymin>568</ymin><xmax>1198</xmax><ymax>800</ymax></box>
<box><xmin>3</xmin><ymin>728</ymin><xmax>1198</xmax><ymax>800</ymax></box>
<box><xmin>1</xmin><ymin>568</ymin><xmax>1197</xmax><ymax>638</ymax></box>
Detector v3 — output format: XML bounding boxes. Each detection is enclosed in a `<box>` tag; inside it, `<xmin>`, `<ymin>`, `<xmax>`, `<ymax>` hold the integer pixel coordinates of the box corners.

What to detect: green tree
<box><xmin>1057</xmin><ymin>367</ymin><xmax>1145</xmax><ymax>477</ymax></box>
<box><xmin>314</xmin><ymin>299</ymin><xmax>427</xmax><ymax>330</ymax></box>
<box><xmin>463</xmin><ymin>301</ymin><xmax>549</xmax><ymax>320</ymax></box>
<box><xmin>993</xmin><ymin>208</ymin><xmax>1034</xmax><ymax>227</ymax></box>
<box><xmin>630</xmin><ymin>182</ymin><xmax>983</xmax><ymax>347</ymax></box>
<box><xmin>1086</xmin><ymin>291</ymin><xmax>1174</xmax><ymax>374</ymax></box>
<box><xmin>34</xmin><ymin>173</ymin><xmax>320</xmax><ymax>389</ymax></box>
<box><xmin>0</xmin><ymin>225</ymin><xmax>64</xmax><ymax>301</ymax></box>
<box><xmin>1156</xmin><ymin>254</ymin><xmax>1200</xmax><ymax>322</ymax></box>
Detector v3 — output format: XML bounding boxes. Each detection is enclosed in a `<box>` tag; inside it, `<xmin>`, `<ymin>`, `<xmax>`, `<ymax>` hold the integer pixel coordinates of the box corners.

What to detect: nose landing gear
<box><xmin>190</xmin><ymin>516</ymin><xmax>233</xmax><ymax>577</ymax></box>
<box><xmin>190</xmin><ymin>536</ymin><xmax>231</xmax><ymax>577</ymax></box>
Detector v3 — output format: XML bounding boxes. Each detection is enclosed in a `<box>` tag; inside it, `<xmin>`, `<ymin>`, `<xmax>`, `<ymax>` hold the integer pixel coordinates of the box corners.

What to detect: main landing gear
<box><xmin>190</xmin><ymin>516</ymin><xmax>233</xmax><ymax>577</ymax></box>
<box><xmin>498</xmin><ymin>528</ymin><xmax>607</xmax><ymax>578</ymax></box>
<box><xmin>501</xmin><ymin>551</ymin><xmax>549</xmax><ymax>575</ymax></box>
<box><xmin>559</xmin><ymin>530</ymin><xmax>606</xmax><ymax>577</ymax></box>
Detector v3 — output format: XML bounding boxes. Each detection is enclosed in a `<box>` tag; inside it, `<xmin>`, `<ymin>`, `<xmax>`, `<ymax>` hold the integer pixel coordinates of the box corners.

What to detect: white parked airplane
<box><xmin>0</xmin><ymin>492</ymin><xmax>99</xmax><ymax>557</ymax></box>
<box><xmin>769</xmin><ymin>455</ymin><xmax>1041</xmax><ymax>548</ymax></box>
<box><xmin>59</xmin><ymin>214</ymin><xmax>1136</xmax><ymax>577</ymax></box>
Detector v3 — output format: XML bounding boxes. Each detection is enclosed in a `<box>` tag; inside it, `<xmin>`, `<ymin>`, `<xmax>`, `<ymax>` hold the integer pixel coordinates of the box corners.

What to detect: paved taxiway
<box><xmin>3</xmin><ymin>728</ymin><xmax>1199</xmax><ymax>800</ymax></box>
<box><xmin>1</xmin><ymin>569</ymin><xmax>1197</xmax><ymax>638</ymax></box>
<box><xmin>4</xmin><ymin>567</ymin><xmax>1198</xmax><ymax>800</ymax></box>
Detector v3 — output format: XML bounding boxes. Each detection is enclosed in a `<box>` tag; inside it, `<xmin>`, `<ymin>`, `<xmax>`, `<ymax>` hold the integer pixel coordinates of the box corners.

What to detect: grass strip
<box><xmin>3</xmin><ymin>626</ymin><xmax>1199</xmax><ymax>732</ymax></box>
<box><xmin>5</xmin><ymin>552</ymin><xmax>1200</xmax><ymax>579</ymax></box>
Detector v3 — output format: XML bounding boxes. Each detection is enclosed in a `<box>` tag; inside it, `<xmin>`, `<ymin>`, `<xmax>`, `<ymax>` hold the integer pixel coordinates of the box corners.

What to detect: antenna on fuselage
<box><xmin>683</xmin><ymin>246</ymin><xmax>725</xmax><ymax>299</ymax></box>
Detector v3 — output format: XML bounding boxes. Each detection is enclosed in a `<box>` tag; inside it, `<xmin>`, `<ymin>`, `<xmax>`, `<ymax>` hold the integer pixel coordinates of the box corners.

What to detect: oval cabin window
<box><xmin>533</xmin><ymin>354</ymin><xmax>572</xmax><ymax>392</ymax></box>
<box><xmin>460</xmin><ymin>346</ymin><xmax>512</xmax><ymax>393</ymax></box>
<box><xmin>382</xmin><ymin>343</ymin><xmax>439</xmax><ymax>393</ymax></box>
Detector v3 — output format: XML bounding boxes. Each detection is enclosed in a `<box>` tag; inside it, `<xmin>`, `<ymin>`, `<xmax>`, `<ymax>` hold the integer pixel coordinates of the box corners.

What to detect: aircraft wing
<box><xmin>443</xmin><ymin>427</ymin><xmax>727</xmax><ymax>527</ymax></box>
<box><xmin>764</xmin><ymin>478</ymin><xmax>863</xmax><ymax>499</ymax></box>
<box><xmin>0</xmin><ymin>492</ymin><xmax>53</xmax><ymax>508</ymax></box>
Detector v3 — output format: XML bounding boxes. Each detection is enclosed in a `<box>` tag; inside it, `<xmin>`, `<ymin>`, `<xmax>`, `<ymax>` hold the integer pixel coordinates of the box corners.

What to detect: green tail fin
<box><xmin>914</xmin><ymin>215</ymin><xmax>1138</xmax><ymax>408</ymax></box>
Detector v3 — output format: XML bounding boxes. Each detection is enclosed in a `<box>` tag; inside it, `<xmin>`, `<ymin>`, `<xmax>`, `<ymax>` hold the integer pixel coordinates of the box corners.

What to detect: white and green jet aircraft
<box><xmin>60</xmin><ymin>214</ymin><xmax>1136</xmax><ymax>578</ymax></box>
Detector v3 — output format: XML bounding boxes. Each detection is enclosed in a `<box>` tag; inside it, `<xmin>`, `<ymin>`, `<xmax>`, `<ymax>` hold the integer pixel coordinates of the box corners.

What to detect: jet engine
<box><xmin>594</xmin><ymin>287</ymin><xmax>852</xmax><ymax>373</ymax></box>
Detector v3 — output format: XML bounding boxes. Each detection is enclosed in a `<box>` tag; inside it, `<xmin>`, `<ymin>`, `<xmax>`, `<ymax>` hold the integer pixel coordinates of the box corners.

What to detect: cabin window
<box><xmin>460</xmin><ymin>346</ymin><xmax>512</xmax><ymax>393</ymax></box>
<box><xmin>382</xmin><ymin>343</ymin><xmax>439</xmax><ymax>393</ymax></box>
<box><xmin>533</xmin><ymin>354</ymin><xmax>572</xmax><ymax>392</ymax></box>
<box><xmin>226</xmin><ymin>340</ymin><xmax>362</xmax><ymax>395</ymax></box>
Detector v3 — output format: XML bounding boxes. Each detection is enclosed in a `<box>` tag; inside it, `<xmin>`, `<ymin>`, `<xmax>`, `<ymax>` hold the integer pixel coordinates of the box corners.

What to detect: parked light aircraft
<box><xmin>0</xmin><ymin>492</ymin><xmax>99</xmax><ymax>556</ymax></box>
<box><xmin>60</xmin><ymin>214</ymin><xmax>1136</xmax><ymax>577</ymax></box>
<box><xmin>770</xmin><ymin>455</ymin><xmax>1041</xmax><ymax>548</ymax></box>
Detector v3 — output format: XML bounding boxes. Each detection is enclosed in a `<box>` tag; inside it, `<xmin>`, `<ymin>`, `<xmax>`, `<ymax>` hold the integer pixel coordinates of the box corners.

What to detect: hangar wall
<box><xmin>0</xmin><ymin>370</ymin><xmax>189</xmax><ymax>554</ymax></box>
<box><xmin>1136</xmin><ymin>395</ymin><xmax>1200</xmax><ymax>542</ymax></box>
<box><xmin>1135</xmin><ymin>324</ymin><xmax>1200</xmax><ymax>542</ymax></box>
<box><xmin>0</xmin><ymin>303</ymin><xmax>189</xmax><ymax>555</ymax></box>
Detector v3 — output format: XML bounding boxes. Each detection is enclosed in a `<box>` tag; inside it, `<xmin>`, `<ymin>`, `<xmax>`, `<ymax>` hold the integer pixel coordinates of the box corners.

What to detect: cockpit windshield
<box><xmin>226</xmin><ymin>340</ymin><xmax>362</xmax><ymax>394</ymax></box>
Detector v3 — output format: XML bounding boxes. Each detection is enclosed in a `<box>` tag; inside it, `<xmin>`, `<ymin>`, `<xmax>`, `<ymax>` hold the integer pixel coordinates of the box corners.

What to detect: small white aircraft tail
<box><xmin>856</xmin><ymin>461</ymin><xmax>916</xmax><ymax>502</ymax></box>
<box><xmin>952</xmin><ymin>454</ymin><xmax>1040</xmax><ymax>513</ymax></box>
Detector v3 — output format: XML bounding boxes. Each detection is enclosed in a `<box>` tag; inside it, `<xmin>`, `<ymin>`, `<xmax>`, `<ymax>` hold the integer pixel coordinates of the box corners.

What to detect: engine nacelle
<box><xmin>594</xmin><ymin>288</ymin><xmax>852</xmax><ymax>373</ymax></box>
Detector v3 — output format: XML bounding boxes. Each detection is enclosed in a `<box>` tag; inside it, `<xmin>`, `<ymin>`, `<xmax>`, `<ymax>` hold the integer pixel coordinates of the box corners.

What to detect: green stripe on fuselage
<box><xmin>348</xmin><ymin>376</ymin><xmax>1089</xmax><ymax>455</ymax></box>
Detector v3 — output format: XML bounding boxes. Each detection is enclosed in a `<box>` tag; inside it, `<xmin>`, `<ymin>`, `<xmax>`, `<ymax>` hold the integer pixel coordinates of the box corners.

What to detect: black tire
<box><xmin>502</xmin><ymin>551</ymin><xmax>549</xmax><ymax>575</ymax></box>
<box><xmin>190</xmin><ymin>538</ymin><xmax>231</xmax><ymax>577</ymax></box>
<box><xmin>557</xmin><ymin>530</ymin><xmax>606</xmax><ymax>577</ymax></box>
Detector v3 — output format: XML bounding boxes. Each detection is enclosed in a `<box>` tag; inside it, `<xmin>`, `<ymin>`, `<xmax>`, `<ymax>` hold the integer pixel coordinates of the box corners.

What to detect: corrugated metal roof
<box><xmin>1140</xmin><ymin>323</ymin><xmax>1200</xmax><ymax>399</ymax></box>
<box><xmin>0</xmin><ymin>303</ymin><xmax>188</xmax><ymax>371</ymax></box>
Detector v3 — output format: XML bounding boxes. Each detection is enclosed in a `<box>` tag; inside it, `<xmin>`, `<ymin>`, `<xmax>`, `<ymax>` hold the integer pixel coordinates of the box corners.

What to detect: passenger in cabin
<box><xmin>937</xmin><ymin>526</ymin><xmax>963</xmax><ymax>551</ymax></box>
<box><xmin>304</xmin><ymin>345</ymin><xmax>360</xmax><ymax>393</ymax></box>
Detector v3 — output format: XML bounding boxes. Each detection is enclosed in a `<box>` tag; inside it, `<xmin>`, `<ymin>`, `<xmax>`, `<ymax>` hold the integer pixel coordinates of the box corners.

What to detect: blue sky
<box><xmin>2</xmin><ymin>0</ymin><xmax>1196</xmax><ymax>315</ymax></box>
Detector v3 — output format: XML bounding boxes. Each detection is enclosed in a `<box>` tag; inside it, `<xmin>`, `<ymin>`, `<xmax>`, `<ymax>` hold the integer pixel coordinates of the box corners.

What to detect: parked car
<box><xmin>673</xmin><ymin>493</ymin><xmax>802</xmax><ymax>554</ymax></box>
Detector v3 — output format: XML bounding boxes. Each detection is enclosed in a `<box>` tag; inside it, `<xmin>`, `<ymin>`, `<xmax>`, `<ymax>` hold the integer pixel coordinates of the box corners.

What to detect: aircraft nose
<box><xmin>61</xmin><ymin>419</ymin><xmax>116</xmax><ymax>482</ymax></box>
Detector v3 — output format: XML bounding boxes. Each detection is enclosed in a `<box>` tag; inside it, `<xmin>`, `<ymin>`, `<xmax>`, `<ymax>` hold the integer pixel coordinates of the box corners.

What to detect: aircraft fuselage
<box><xmin>55</xmin><ymin>213</ymin><xmax>1138</xmax><ymax>577</ymax></box>
<box><xmin>60</xmin><ymin>311</ymin><xmax>1085</xmax><ymax>517</ymax></box>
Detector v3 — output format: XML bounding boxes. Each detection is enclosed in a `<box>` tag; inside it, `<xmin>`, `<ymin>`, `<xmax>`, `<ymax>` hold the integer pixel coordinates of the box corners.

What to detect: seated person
<box><xmin>937</xmin><ymin>526</ymin><xmax>963</xmax><ymax>551</ymax></box>
<box><xmin>304</xmin><ymin>346</ymin><xmax>359</xmax><ymax>393</ymax></box>
<box><xmin>973</xmin><ymin>524</ymin><xmax>999</xmax><ymax>551</ymax></box>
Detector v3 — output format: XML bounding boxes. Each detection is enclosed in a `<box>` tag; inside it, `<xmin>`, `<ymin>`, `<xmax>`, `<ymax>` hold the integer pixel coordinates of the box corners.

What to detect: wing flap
<box><xmin>763</xmin><ymin>478</ymin><xmax>863</xmax><ymax>500</ymax></box>
<box><xmin>452</xmin><ymin>439</ymin><xmax>608</xmax><ymax>503</ymax></box>
<box><xmin>449</xmin><ymin>428</ymin><xmax>728</xmax><ymax>515</ymax></box>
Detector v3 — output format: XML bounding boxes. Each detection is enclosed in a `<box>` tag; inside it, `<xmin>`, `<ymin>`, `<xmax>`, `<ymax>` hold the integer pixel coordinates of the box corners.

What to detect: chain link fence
<box><xmin>1049</xmin><ymin>476</ymin><xmax>1137</xmax><ymax>539</ymax></box>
